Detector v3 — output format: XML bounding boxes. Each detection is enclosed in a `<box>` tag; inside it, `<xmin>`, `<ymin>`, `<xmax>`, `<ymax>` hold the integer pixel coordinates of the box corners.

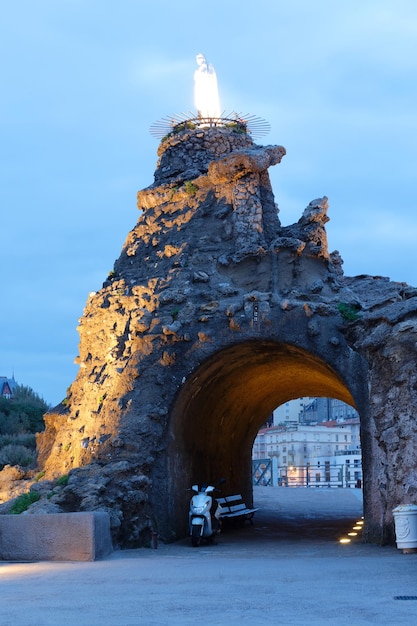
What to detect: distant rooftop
<box><xmin>0</xmin><ymin>376</ymin><xmax>17</xmax><ymax>398</ymax></box>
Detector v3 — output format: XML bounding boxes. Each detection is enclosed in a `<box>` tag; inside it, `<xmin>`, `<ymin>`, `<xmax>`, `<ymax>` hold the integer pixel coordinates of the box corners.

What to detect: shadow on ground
<box><xmin>216</xmin><ymin>486</ymin><xmax>364</xmax><ymax>545</ymax></box>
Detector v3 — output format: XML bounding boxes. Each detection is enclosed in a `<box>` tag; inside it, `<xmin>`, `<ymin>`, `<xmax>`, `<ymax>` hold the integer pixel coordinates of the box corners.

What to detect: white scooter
<box><xmin>189</xmin><ymin>484</ymin><xmax>222</xmax><ymax>547</ymax></box>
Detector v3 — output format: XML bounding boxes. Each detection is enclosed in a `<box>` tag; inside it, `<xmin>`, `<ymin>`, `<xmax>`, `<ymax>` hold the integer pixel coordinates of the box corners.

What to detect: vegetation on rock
<box><xmin>337</xmin><ymin>302</ymin><xmax>361</xmax><ymax>322</ymax></box>
<box><xmin>0</xmin><ymin>385</ymin><xmax>49</xmax><ymax>470</ymax></box>
<box><xmin>184</xmin><ymin>180</ymin><xmax>198</xmax><ymax>195</ymax></box>
<box><xmin>10</xmin><ymin>490</ymin><xmax>41</xmax><ymax>514</ymax></box>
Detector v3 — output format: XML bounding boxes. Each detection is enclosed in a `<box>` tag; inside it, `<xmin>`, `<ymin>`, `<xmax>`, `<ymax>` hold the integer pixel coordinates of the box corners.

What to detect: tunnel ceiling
<box><xmin>170</xmin><ymin>340</ymin><xmax>356</xmax><ymax>458</ymax></box>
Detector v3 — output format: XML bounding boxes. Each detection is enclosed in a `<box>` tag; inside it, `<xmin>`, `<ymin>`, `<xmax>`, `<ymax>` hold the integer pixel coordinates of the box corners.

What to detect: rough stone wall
<box><xmin>2</xmin><ymin>125</ymin><xmax>417</xmax><ymax>548</ymax></box>
<box><xmin>154</xmin><ymin>126</ymin><xmax>255</xmax><ymax>184</ymax></box>
<box><xmin>342</xmin><ymin>276</ymin><xmax>417</xmax><ymax>543</ymax></box>
<box><xmin>33</xmin><ymin>127</ymin><xmax>293</xmax><ymax>545</ymax></box>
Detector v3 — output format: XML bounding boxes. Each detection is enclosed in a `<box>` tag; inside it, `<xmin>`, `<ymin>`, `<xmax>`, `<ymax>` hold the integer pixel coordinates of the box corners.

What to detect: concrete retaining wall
<box><xmin>0</xmin><ymin>512</ymin><xmax>113</xmax><ymax>561</ymax></box>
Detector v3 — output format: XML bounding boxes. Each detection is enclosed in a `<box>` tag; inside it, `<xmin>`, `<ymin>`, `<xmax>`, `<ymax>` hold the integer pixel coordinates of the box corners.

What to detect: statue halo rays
<box><xmin>149</xmin><ymin>54</ymin><xmax>270</xmax><ymax>140</ymax></box>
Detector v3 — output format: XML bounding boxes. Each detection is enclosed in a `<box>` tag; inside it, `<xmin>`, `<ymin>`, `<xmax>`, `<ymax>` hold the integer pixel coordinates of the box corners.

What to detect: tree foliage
<box><xmin>0</xmin><ymin>385</ymin><xmax>49</xmax><ymax>436</ymax></box>
<box><xmin>0</xmin><ymin>443</ymin><xmax>35</xmax><ymax>467</ymax></box>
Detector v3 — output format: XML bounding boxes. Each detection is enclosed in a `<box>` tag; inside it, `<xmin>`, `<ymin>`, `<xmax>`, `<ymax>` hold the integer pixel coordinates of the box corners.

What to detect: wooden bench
<box><xmin>216</xmin><ymin>494</ymin><xmax>259</xmax><ymax>525</ymax></box>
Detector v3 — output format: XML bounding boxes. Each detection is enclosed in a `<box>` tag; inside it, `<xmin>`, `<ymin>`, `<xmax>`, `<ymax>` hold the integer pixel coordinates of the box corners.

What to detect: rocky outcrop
<box><xmin>5</xmin><ymin>125</ymin><xmax>416</xmax><ymax>548</ymax></box>
<box><xmin>340</xmin><ymin>276</ymin><xmax>417</xmax><ymax>543</ymax></box>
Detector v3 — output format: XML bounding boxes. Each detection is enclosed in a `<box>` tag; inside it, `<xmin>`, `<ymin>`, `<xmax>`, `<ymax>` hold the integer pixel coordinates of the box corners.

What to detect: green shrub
<box><xmin>161</xmin><ymin>122</ymin><xmax>197</xmax><ymax>143</ymax></box>
<box><xmin>16</xmin><ymin>433</ymin><xmax>37</xmax><ymax>449</ymax></box>
<box><xmin>0</xmin><ymin>435</ymin><xmax>14</xmax><ymax>447</ymax></box>
<box><xmin>56</xmin><ymin>474</ymin><xmax>69</xmax><ymax>486</ymax></box>
<box><xmin>337</xmin><ymin>302</ymin><xmax>361</xmax><ymax>322</ymax></box>
<box><xmin>173</xmin><ymin>121</ymin><xmax>196</xmax><ymax>134</ymax></box>
<box><xmin>0</xmin><ymin>433</ymin><xmax>35</xmax><ymax>449</ymax></box>
<box><xmin>225</xmin><ymin>121</ymin><xmax>247</xmax><ymax>134</ymax></box>
<box><xmin>184</xmin><ymin>180</ymin><xmax>198</xmax><ymax>195</ymax></box>
<box><xmin>0</xmin><ymin>433</ymin><xmax>36</xmax><ymax>449</ymax></box>
<box><xmin>10</xmin><ymin>491</ymin><xmax>41</xmax><ymax>514</ymax></box>
<box><xmin>169</xmin><ymin>185</ymin><xmax>179</xmax><ymax>200</ymax></box>
<box><xmin>0</xmin><ymin>444</ymin><xmax>35</xmax><ymax>468</ymax></box>
<box><xmin>0</xmin><ymin>384</ymin><xmax>48</xmax><ymax>435</ymax></box>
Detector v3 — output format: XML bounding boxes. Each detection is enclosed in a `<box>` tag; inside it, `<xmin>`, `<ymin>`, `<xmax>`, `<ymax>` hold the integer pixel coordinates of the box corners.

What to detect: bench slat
<box><xmin>216</xmin><ymin>494</ymin><xmax>258</xmax><ymax>524</ymax></box>
<box><xmin>229</xmin><ymin>504</ymin><xmax>247</xmax><ymax>512</ymax></box>
<box><xmin>224</xmin><ymin>510</ymin><xmax>256</xmax><ymax>517</ymax></box>
<box><xmin>224</xmin><ymin>494</ymin><xmax>243</xmax><ymax>503</ymax></box>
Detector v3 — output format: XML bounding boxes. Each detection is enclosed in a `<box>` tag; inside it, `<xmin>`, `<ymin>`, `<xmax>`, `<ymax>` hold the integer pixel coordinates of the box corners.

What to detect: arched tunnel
<box><xmin>163</xmin><ymin>340</ymin><xmax>365</xmax><ymax>540</ymax></box>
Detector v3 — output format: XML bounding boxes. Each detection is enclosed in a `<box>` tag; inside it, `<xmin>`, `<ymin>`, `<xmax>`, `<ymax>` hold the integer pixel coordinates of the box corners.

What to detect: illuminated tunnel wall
<box><xmin>165</xmin><ymin>340</ymin><xmax>367</xmax><ymax>538</ymax></box>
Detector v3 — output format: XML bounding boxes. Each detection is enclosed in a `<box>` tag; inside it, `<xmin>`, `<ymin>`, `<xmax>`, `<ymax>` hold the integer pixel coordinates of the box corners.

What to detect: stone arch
<box><xmin>30</xmin><ymin>125</ymin><xmax>417</xmax><ymax>549</ymax></box>
<box><xmin>163</xmin><ymin>339</ymin><xmax>367</xmax><ymax>539</ymax></box>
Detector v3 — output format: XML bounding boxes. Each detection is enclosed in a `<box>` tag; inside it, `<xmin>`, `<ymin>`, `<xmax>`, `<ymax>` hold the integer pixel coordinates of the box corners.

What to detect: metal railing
<box><xmin>253</xmin><ymin>459</ymin><xmax>273</xmax><ymax>486</ymax></box>
<box><xmin>150</xmin><ymin>111</ymin><xmax>271</xmax><ymax>140</ymax></box>
<box><xmin>252</xmin><ymin>460</ymin><xmax>362</xmax><ymax>488</ymax></box>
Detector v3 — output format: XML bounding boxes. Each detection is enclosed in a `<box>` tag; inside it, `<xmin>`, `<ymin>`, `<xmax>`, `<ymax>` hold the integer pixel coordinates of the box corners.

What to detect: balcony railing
<box><xmin>334</xmin><ymin>448</ymin><xmax>361</xmax><ymax>456</ymax></box>
<box><xmin>252</xmin><ymin>460</ymin><xmax>362</xmax><ymax>488</ymax></box>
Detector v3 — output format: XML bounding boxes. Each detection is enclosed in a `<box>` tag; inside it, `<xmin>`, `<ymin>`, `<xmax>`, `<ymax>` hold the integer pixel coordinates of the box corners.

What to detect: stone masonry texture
<box><xmin>2</xmin><ymin>125</ymin><xmax>417</xmax><ymax>548</ymax></box>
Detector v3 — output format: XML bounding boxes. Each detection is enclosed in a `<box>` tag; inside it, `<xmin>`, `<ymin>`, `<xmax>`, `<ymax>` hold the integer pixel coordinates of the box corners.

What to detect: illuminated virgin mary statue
<box><xmin>194</xmin><ymin>53</ymin><xmax>221</xmax><ymax>119</ymax></box>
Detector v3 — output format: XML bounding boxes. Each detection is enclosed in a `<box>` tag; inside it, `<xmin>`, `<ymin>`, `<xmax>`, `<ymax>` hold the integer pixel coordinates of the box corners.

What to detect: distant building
<box><xmin>253</xmin><ymin>422</ymin><xmax>353</xmax><ymax>464</ymax></box>
<box><xmin>252</xmin><ymin>417</ymin><xmax>362</xmax><ymax>488</ymax></box>
<box><xmin>300</xmin><ymin>397</ymin><xmax>331</xmax><ymax>423</ymax></box>
<box><xmin>0</xmin><ymin>376</ymin><xmax>17</xmax><ymax>399</ymax></box>
<box><xmin>273</xmin><ymin>397</ymin><xmax>311</xmax><ymax>427</ymax></box>
<box><xmin>301</xmin><ymin>397</ymin><xmax>359</xmax><ymax>424</ymax></box>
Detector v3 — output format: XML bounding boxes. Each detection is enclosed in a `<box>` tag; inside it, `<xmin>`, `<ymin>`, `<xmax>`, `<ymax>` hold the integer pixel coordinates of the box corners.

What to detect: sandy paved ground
<box><xmin>1</xmin><ymin>487</ymin><xmax>416</xmax><ymax>626</ymax></box>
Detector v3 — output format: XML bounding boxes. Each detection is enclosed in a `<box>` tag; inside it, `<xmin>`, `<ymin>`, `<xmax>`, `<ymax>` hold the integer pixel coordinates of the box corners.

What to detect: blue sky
<box><xmin>1</xmin><ymin>1</ymin><xmax>416</xmax><ymax>405</ymax></box>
